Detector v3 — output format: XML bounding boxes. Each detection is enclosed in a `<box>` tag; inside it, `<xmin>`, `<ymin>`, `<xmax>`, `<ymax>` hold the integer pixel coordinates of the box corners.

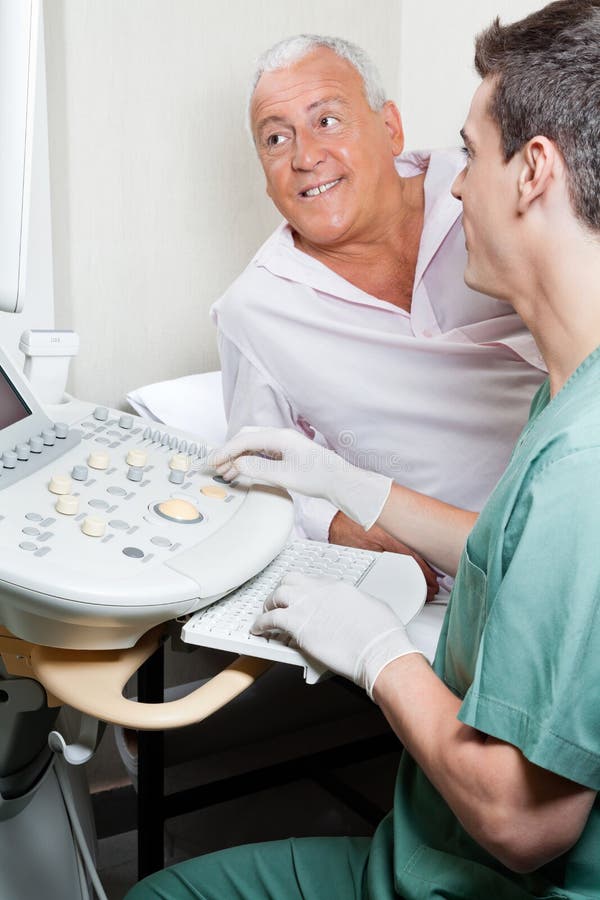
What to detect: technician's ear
<box><xmin>517</xmin><ymin>136</ymin><xmax>558</xmax><ymax>214</ymax></box>
<box><xmin>381</xmin><ymin>101</ymin><xmax>404</xmax><ymax>156</ymax></box>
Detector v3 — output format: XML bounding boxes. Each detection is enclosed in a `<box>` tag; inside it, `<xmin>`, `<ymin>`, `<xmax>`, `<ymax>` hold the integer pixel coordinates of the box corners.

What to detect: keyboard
<box><xmin>181</xmin><ymin>539</ymin><xmax>426</xmax><ymax>683</ymax></box>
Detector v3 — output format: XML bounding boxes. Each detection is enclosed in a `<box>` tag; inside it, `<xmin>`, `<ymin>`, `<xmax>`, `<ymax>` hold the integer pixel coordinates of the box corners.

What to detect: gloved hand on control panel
<box><xmin>208</xmin><ymin>427</ymin><xmax>392</xmax><ymax>531</ymax></box>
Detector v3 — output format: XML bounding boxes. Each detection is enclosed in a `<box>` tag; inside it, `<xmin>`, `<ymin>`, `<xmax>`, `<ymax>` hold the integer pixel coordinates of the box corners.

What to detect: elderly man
<box><xmin>128</xmin><ymin>2</ymin><xmax>600</xmax><ymax>897</ymax></box>
<box><xmin>211</xmin><ymin>34</ymin><xmax>545</xmax><ymax>599</ymax></box>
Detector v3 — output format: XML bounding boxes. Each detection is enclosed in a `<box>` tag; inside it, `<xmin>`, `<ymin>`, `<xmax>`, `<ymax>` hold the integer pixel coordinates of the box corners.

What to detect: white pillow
<box><xmin>126</xmin><ymin>371</ymin><xmax>227</xmax><ymax>445</ymax></box>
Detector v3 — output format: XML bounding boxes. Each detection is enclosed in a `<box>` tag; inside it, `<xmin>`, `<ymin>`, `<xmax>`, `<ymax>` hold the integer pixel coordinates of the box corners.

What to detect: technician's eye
<box><xmin>319</xmin><ymin>116</ymin><xmax>339</xmax><ymax>128</ymax></box>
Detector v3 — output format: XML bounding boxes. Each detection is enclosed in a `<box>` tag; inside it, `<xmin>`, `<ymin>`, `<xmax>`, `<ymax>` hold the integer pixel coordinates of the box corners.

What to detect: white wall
<box><xmin>399</xmin><ymin>0</ymin><xmax>543</xmax><ymax>149</ymax></box>
<box><xmin>44</xmin><ymin>0</ymin><xmax>402</xmax><ymax>407</ymax></box>
<box><xmin>44</xmin><ymin>0</ymin><xmax>541</xmax><ymax>409</ymax></box>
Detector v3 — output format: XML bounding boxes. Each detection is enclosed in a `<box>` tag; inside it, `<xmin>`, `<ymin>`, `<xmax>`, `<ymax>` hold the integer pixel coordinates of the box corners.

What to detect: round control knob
<box><xmin>42</xmin><ymin>429</ymin><xmax>56</xmax><ymax>446</ymax></box>
<box><xmin>126</xmin><ymin>449</ymin><xmax>147</xmax><ymax>468</ymax></box>
<box><xmin>81</xmin><ymin>515</ymin><xmax>106</xmax><ymax>537</ymax></box>
<box><xmin>93</xmin><ymin>406</ymin><xmax>109</xmax><ymax>422</ymax></box>
<box><xmin>169</xmin><ymin>436</ymin><xmax>178</xmax><ymax>450</ymax></box>
<box><xmin>87</xmin><ymin>450</ymin><xmax>110</xmax><ymax>470</ymax></box>
<box><xmin>72</xmin><ymin>465</ymin><xmax>89</xmax><ymax>481</ymax></box>
<box><xmin>152</xmin><ymin>430</ymin><xmax>161</xmax><ymax>443</ymax></box>
<box><xmin>155</xmin><ymin>499</ymin><xmax>202</xmax><ymax>523</ymax></box>
<box><xmin>16</xmin><ymin>444</ymin><xmax>30</xmax><ymax>461</ymax></box>
<box><xmin>143</xmin><ymin>427</ymin><xmax>152</xmax><ymax>440</ymax></box>
<box><xmin>168</xmin><ymin>469</ymin><xmax>185</xmax><ymax>485</ymax></box>
<box><xmin>49</xmin><ymin>473</ymin><xmax>72</xmax><ymax>495</ymax></box>
<box><xmin>179</xmin><ymin>440</ymin><xmax>188</xmax><ymax>453</ymax></box>
<box><xmin>54</xmin><ymin>422</ymin><xmax>69</xmax><ymax>439</ymax></box>
<box><xmin>56</xmin><ymin>494</ymin><xmax>80</xmax><ymax>516</ymax></box>
<box><xmin>3</xmin><ymin>451</ymin><xmax>17</xmax><ymax>469</ymax></box>
<box><xmin>119</xmin><ymin>414</ymin><xmax>133</xmax><ymax>430</ymax></box>
<box><xmin>188</xmin><ymin>443</ymin><xmax>198</xmax><ymax>456</ymax></box>
<box><xmin>169</xmin><ymin>453</ymin><xmax>190</xmax><ymax>472</ymax></box>
<box><xmin>161</xmin><ymin>433</ymin><xmax>170</xmax><ymax>446</ymax></box>
<box><xmin>127</xmin><ymin>466</ymin><xmax>143</xmax><ymax>482</ymax></box>
<box><xmin>29</xmin><ymin>436</ymin><xmax>44</xmax><ymax>454</ymax></box>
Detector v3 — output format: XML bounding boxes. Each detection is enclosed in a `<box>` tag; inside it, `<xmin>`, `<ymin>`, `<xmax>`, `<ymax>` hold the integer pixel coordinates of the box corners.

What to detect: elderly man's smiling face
<box><xmin>250</xmin><ymin>47</ymin><xmax>404</xmax><ymax>251</ymax></box>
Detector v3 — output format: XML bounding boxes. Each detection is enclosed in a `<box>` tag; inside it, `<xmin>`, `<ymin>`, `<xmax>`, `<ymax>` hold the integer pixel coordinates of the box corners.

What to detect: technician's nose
<box><xmin>292</xmin><ymin>131</ymin><xmax>326</xmax><ymax>171</ymax></box>
<box><xmin>451</xmin><ymin>167</ymin><xmax>465</xmax><ymax>200</ymax></box>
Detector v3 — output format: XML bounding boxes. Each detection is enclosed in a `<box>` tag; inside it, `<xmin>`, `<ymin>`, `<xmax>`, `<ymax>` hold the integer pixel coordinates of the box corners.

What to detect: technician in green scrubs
<box><xmin>127</xmin><ymin>2</ymin><xmax>600</xmax><ymax>897</ymax></box>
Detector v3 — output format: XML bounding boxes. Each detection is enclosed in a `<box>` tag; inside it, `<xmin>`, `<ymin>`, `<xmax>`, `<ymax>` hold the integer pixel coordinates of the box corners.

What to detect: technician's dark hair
<box><xmin>474</xmin><ymin>0</ymin><xmax>600</xmax><ymax>231</ymax></box>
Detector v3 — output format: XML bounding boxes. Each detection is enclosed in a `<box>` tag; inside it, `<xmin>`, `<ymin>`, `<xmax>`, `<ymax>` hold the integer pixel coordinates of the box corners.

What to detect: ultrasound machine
<box><xmin>0</xmin><ymin>4</ymin><xmax>426</xmax><ymax>898</ymax></box>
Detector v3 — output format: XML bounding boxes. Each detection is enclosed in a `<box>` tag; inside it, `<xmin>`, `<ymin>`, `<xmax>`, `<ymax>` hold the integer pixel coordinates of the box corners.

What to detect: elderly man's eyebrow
<box><xmin>306</xmin><ymin>95</ymin><xmax>350</xmax><ymax>113</ymax></box>
<box><xmin>256</xmin><ymin>95</ymin><xmax>350</xmax><ymax>139</ymax></box>
<box><xmin>256</xmin><ymin>114</ymin><xmax>289</xmax><ymax>136</ymax></box>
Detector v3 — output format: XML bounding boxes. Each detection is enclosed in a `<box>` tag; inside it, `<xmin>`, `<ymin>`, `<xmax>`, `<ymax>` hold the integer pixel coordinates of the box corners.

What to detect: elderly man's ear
<box><xmin>381</xmin><ymin>101</ymin><xmax>405</xmax><ymax>156</ymax></box>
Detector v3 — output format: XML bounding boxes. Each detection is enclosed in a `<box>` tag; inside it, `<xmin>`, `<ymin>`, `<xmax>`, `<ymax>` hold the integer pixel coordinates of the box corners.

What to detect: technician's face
<box><xmin>452</xmin><ymin>79</ymin><xmax>520</xmax><ymax>302</ymax></box>
<box><xmin>250</xmin><ymin>48</ymin><xmax>403</xmax><ymax>250</ymax></box>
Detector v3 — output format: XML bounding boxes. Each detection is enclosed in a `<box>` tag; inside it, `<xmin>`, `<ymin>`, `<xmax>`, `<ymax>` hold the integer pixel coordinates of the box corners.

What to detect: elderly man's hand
<box><xmin>329</xmin><ymin>511</ymin><xmax>440</xmax><ymax>602</ymax></box>
<box><xmin>251</xmin><ymin>573</ymin><xmax>423</xmax><ymax>698</ymax></box>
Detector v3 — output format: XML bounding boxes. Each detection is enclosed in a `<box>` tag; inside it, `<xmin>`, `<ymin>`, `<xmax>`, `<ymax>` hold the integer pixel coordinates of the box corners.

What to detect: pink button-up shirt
<box><xmin>211</xmin><ymin>149</ymin><xmax>546</xmax><ymax>591</ymax></box>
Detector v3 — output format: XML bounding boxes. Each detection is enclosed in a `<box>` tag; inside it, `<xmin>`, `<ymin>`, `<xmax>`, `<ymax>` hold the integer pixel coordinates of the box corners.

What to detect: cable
<box><xmin>53</xmin><ymin>754</ymin><xmax>109</xmax><ymax>900</ymax></box>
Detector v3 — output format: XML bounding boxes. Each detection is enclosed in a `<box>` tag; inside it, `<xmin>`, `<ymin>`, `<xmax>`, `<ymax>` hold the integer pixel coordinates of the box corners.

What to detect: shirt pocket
<box><xmin>400</xmin><ymin>844</ymin><xmax>567</xmax><ymax>900</ymax></box>
<box><xmin>443</xmin><ymin>544</ymin><xmax>488</xmax><ymax>695</ymax></box>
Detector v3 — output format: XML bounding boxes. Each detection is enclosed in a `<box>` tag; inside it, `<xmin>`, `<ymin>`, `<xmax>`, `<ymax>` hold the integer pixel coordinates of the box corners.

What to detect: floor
<box><xmin>95</xmin><ymin>750</ymin><xmax>399</xmax><ymax>899</ymax></box>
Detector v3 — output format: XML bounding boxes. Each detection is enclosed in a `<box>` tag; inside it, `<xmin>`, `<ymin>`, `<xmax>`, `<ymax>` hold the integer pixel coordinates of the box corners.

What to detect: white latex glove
<box><xmin>251</xmin><ymin>572</ymin><xmax>423</xmax><ymax>699</ymax></box>
<box><xmin>209</xmin><ymin>427</ymin><xmax>392</xmax><ymax>531</ymax></box>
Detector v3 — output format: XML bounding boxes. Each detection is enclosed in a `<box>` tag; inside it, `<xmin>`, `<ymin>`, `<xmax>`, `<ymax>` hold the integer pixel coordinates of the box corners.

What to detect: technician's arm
<box><xmin>376</xmin><ymin>483</ymin><xmax>477</xmax><ymax>579</ymax></box>
<box><xmin>212</xmin><ymin>427</ymin><xmax>476</xmax><ymax>577</ymax></box>
<box><xmin>374</xmin><ymin>654</ymin><xmax>596</xmax><ymax>873</ymax></box>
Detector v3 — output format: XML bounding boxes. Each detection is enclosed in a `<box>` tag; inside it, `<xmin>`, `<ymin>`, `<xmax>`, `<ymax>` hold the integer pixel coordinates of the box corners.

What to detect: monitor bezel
<box><xmin>0</xmin><ymin>344</ymin><xmax>53</xmax><ymax>450</ymax></box>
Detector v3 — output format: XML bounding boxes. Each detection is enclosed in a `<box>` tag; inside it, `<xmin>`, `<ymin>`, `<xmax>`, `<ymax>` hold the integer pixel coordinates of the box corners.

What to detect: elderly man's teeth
<box><xmin>303</xmin><ymin>179</ymin><xmax>340</xmax><ymax>197</ymax></box>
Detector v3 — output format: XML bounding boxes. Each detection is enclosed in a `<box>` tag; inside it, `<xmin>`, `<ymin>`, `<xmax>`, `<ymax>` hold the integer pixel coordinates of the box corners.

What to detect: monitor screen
<box><xmin>0</xmin><ymin>364</ymin><xmax>31</xmax><ymax>430</ymax></box>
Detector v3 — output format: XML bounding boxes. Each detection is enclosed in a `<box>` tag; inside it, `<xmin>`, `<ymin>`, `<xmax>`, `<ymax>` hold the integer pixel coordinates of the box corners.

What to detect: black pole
<box><xmin>136</xmin><ymin>641</ymin><xmax>165</xmax><ymax>879</ymax></box>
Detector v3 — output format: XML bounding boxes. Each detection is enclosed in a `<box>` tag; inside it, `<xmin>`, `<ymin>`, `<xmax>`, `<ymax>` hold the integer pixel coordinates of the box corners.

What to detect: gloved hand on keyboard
<box><xmin>251</xmin><ymin>572</ymin><xmax>423</xmax><ymax>699</ymax></box>
<box><xmin>209</xmin><ymin>427</ymin><xmax>392</xmax><ymax>531</ymax></box>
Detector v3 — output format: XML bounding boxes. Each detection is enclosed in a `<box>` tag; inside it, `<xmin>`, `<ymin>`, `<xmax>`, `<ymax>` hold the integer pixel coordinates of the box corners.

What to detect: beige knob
<box><xmin>55</xmin><ymin>494</ymin><xmax>80</xmax><ymax>516</ymax></box>
<box><xmin>81</xmin><ymin>515</ymin><xmax>106</xmax><ymax>537</ymax></box>
<box><xmin>169</xmin><ymin>453</ymin><xmax>190</xmax><ymax>472</ymax></box>
<box><xmin>126</xmin><ymin>448</ymin><xmax>147</xmax><ymax>468</ymax></box>
<box><xmin>87</xmin><ymin>450</ymin><xmax>110</xmax><ymax>470</ymax></box>
<box><xmin>49</xmin><ymin>473</ymin><xmax>72</xmax><ymax>495</ymax></box>
<box><xmin>200</xmin><ymin>485</ymin><xmax>227</xmax><ymax>499</ymax></box>
<box><xmin>157</xmin><ymin>499</ymin><xmax>200</xmax><ymax>522</ymax></box>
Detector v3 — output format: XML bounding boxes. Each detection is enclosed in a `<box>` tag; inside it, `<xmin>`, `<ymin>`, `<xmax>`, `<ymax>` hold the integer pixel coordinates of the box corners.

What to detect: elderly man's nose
<box><xmin>292</xmin><ymin>132</ymin><xmax>327</xmax><ymax>170</ymax></box>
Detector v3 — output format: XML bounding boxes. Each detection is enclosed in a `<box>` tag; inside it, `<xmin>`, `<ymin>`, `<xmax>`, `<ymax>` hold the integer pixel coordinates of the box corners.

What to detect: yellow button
<box><xmin>81</xmin><ymin>515</ymin><xmax>106</xmax><ymax>537</ymax></box>
<box><xmin>88</xmin><ymin>450</ymin><xmax>110</xmax><ymax>470</ymax></box>
<box><xmin>169</xmin><ymin>453</ymin><xmax>190</xmax><ymax>472</ymax></box>
<box><xmin>157</xmin><ymin>499</ymin><xmax>200</xmax><ymax>521</ymax></box>
<box><xmin>49</xmin><ymin>473</ymin><xmax>72</xmax><ymax>495</ymax></box>
<box><xmin>200</xmin><ymin>485</ymin><xmax>227</xmax><ymax>499</ymax></box>
<box><xmin>56</xmin><ymin>494</ymin><xmax>80</xmax><ymax>516</ymax></box>
<box><xmin>126</xmin><ymin>449</ymin><xmax>147</xmax><ymax>467</ymax></box>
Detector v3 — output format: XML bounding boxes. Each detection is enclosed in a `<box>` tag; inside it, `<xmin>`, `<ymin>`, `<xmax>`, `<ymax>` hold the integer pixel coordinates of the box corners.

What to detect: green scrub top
<box><xmin>367</xmin><ymin>347</ymin><xmax>600</xmax><ymax>899</ymax></box>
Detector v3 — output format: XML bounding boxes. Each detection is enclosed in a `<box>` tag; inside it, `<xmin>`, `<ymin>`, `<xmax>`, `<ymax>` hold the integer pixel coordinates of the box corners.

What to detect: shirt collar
<box><xmin>254</xmin><ymin>148</ymin><xmax>464</xmax><ymax>311</ymax></box>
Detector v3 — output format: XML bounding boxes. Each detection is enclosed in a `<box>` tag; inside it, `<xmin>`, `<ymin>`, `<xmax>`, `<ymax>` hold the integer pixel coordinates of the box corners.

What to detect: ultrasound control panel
<box><xmin>0</xmin><ymin>347</ymin><xmax>294</xmax><ymax>651</ymax></box>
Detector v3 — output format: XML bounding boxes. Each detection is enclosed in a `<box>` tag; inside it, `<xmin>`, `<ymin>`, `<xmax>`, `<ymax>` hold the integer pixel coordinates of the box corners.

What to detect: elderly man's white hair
<box><xmin>247</xmin><ymin>34</ymin><xmax>388</xmax><ymax>135</ymax></box>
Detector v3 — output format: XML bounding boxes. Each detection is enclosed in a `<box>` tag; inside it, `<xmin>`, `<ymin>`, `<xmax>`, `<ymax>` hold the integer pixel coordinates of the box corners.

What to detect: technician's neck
<box><xmin>292</xmin><ymin>172</ymin><xmax>425</xmax><ymax>312</ymax></box>
<box><xmin>512</xmin><ymin>237</ymin><xmax>600</xmax><ymax>397</ymax></box>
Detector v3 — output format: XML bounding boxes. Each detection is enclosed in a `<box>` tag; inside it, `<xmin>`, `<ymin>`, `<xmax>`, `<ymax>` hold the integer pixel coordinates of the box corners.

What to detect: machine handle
<box><xmin>29</xmin><ymin>627</ymin><xmax>271</xmax><ymax>730</ymax></box>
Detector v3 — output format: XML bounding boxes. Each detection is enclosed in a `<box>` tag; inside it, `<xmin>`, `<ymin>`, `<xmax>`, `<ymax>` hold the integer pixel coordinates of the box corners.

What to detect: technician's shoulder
<box><xmin>527</xmin><ymin>350</ymin><xmax>600</xmax><ymax>472</ymax></box>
